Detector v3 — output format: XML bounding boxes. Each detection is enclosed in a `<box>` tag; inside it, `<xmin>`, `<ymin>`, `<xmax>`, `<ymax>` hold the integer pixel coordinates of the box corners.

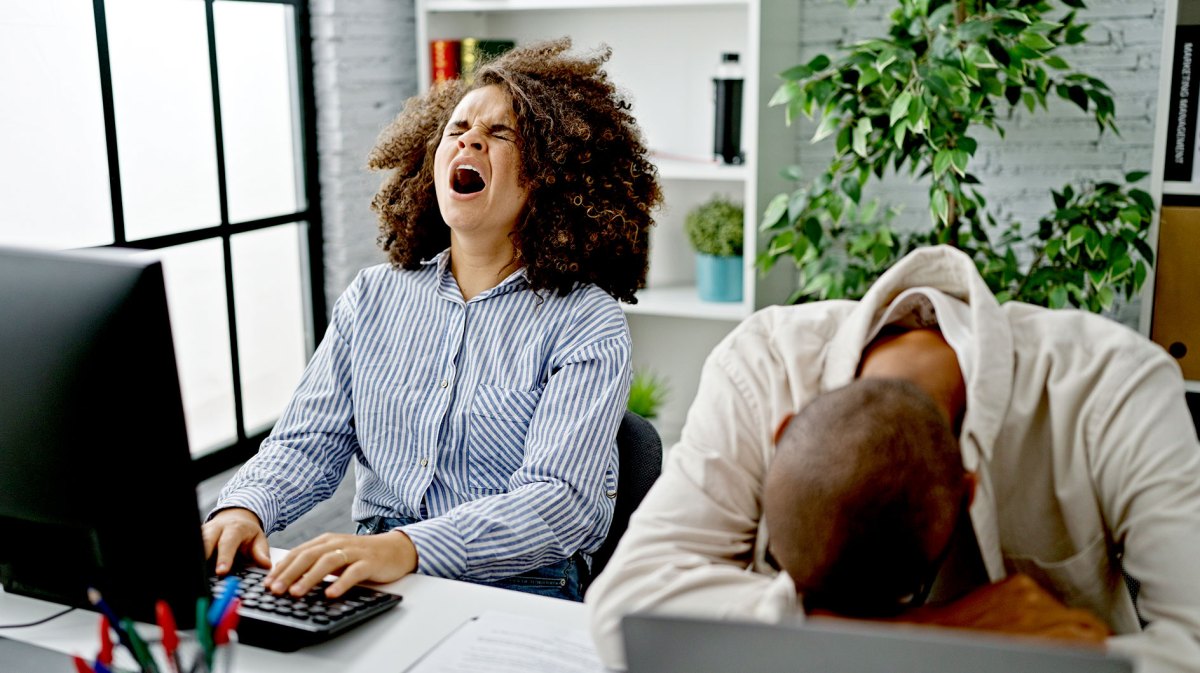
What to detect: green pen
<box><xmin>196</xmin><ymin>597</ymin><xmax>214</xmax><ymax>670</ymax></box>
<box><xmin>119</xmin><ymin>618</ymin><xmax>160</xmax><ymax>673</ymax></box>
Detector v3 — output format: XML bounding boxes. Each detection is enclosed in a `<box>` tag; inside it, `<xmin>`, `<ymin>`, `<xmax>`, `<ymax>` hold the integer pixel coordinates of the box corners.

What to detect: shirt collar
<box><xmin>423</xmin><ymin>248</ymin><xmax>530</xmax><ymax>303</ymax></box>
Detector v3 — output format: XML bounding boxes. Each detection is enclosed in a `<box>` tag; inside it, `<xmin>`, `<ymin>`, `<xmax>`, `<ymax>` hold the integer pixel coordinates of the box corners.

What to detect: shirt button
<box><xmin>606</xmin><ymin>490</ymin><xmax>617</xmax><ymax>499</ymax></box>
<box><xmin>420</xmin><ymin>457</ymin><xmax>429</xmax><ymax>467</ymax></box>
<box><xmin>440</xmin><ymin>380</ymin><xmax>448</xmax><ymax>388</ymax></box>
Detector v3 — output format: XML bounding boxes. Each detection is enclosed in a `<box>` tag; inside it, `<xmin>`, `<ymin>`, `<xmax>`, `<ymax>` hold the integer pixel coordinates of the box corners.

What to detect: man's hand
<box><xmin>264</xmin><ymin>530</ymin><xmax>419</xmax><ymax>599</ymax></box>
<box><xmin>890</xmin><ymin>574</ymin><xmax>1112</xmax><ymax>646</ymax></box>
<box><xmin>202</xmin><ymin>507</ymin><xmax>271</xmax><ymax>576</ymax></box>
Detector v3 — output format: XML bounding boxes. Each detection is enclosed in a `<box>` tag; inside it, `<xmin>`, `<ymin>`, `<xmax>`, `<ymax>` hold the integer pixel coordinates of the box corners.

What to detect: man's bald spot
<box><xmin>764</xmin><ymin>378</ymin><xmax>965</xmax><ymax>615</ymax></box>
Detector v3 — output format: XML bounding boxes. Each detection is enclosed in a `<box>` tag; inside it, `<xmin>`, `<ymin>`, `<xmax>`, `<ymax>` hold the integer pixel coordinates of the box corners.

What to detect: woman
<box><xmin>202</xmin><ymin>38</ymin><xmax>661</xmax><ymax>602</ymax></box>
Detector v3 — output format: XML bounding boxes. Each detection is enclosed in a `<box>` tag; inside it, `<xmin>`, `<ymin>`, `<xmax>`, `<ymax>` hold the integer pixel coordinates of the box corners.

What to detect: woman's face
<box><xmin>433</xmin><ymin>84</ymin><xmax>530</xmax><ymax>244</ymax></box>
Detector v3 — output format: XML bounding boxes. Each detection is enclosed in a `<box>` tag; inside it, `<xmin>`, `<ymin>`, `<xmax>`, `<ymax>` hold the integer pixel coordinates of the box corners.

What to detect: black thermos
<box><xmin>713</xmin><ymin>52</ymin><xmax>745</xmax><ymax>165</ymax></box>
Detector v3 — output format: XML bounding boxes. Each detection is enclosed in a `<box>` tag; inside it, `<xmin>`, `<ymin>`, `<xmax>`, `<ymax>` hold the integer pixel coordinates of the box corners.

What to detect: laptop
<box><xmin>622</xmin><ymin>614</ymin><xmax>1133</xmax><ymax>673</ymax></box>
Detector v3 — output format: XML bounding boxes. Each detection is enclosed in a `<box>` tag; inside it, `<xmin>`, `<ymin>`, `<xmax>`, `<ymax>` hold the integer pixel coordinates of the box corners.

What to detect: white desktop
<box><xmin>0</xmin><ymin>549</ymin><xmax>594</xmax><ymax>673</ymax></box>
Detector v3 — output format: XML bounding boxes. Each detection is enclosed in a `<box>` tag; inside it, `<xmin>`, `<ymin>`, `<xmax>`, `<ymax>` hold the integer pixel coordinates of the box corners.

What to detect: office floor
<box><xmin>197</xmin><ymin>466</ymin><xmax>357</xmax><ymax>549</ymax></box>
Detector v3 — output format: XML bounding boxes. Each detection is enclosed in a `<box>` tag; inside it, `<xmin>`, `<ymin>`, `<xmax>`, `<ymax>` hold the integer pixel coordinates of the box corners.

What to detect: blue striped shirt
<box><xmin>215</xmin><ymin>249</ymin><xmax>631</xmax><ymax>580</ymax></box>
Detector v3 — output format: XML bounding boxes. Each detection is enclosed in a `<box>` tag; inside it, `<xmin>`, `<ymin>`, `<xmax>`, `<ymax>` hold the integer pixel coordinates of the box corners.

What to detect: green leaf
<box><xmin>951</xmin><ymin>150</ymin><xmax>970</xmax><ymax>175</ymax></box>
<box><xmin>807</xmin><ymin>54</ymin><xmax>832</xmax><ymax>73</ymax></box>
<box><xmin>1019</xmin><ymin>33</ymin><xmax>1055</xmax><ymax>51</ymax></box>
<box><xmin>1097</xmin><ymin>285</ymin><xmax>1115</xmax><ymax>310</ymax></box>
<box><xmin>841</xmin><ymin>175</ymin><xmax>863</xmax><ymax>204</ymax></box>
<box><xmin>1046</xmin><ymin>238</ymin><xmax>1062</xmax><ymax>260</ymax></box>
<box><xmin>893</xmin><ymin>119</ymin><xmax>910</xmax><ymax>148</ymax></box>
<box><xmin>1045</xmin><ymin>56</ymin><xmax>1070</xmax><ymax>70</ymax></box>
<box><xmin>890</xmin><ymin>91</ymin><xmax>913</xmax><ymax>126</ymax></box>
<box><xmin>934</xmin><ymin>149</ymin><xmax>954</xmax><ymax>177</ymax></box>
<box><xmin>853</xmin><ymin>117</ymin><xmax>872</xmax><ymax>157</ymax></box>
<box><xmin>812</xmin><ymin>113</ymin><xmax>840</xmax><ymax>143</ymax></box>
<box><xmin>760</xmin><ymin>193</ymin><xmax>789</xmax><ymax>230</ymax></box>
<box><xmin>767</xmin><ymin>230</ymin><xmax>795</xmax><ymax>256</ymax></box>
<box><xmin>1067</xmin><ymin>85</ymin><xmax>1088</xmax><ymax>111</ymax></box>
<box><xmin>1061</xmin><ymin>0</ymin><xmax>1086</xmax><ymax>8</ymax></box>
<box><xmin>958</xmin><ymin>19</ymin><xmax>995</xmax><ymax>41</ymax></box>
<box><xmin>1049</xmin><ymin>286</ymin><xmax>1068</xmax><ymax>309</ymax></box>
<box><xmin>1125</xmin><ymin>170</ymin><xmax>1149</xmax><ymax>183</ymax></box>
<box><xmin>932</xmin><ymin>189</ymin><xmax>949</xmax><ymax>224</ymax></box>
<box><xmin>769</xmin><ymin>81</ymin><xmax>797</xmax><ymax>107</ymax></box>
<box><xmin>1067</xmin><ymin>224</ymin><xmax>1088</xmax><ymax>247</ymax></box>
<box><xmin>779</xmin><ymin>64</ymin><xmax>814</xmax><ymax>81</ymax></box>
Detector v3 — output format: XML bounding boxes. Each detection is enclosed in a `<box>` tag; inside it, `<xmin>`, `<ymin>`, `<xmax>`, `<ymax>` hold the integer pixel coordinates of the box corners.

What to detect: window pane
<box><xmin>143</xmin><ymin>240</ymin><xmax>237</xmax><ymax>455</ymax></box>
<box><xmin>0</xmin><ymin>1</ymin><xmax>113</xmax><ymax>248</ymax></box>
<box><xmin>232</xmin><ymin>224</ymin><xmax>309</xmax><ymax>435</ymax></box>
<box><xmin>107</xmin><ymin>0</ymin><xmax>220</xmax><ymax>241</ymax></box>
<box><xmin>214</xmin><ymin>1</ymin><xmax>302</xmax><ymax>223</ymax></box>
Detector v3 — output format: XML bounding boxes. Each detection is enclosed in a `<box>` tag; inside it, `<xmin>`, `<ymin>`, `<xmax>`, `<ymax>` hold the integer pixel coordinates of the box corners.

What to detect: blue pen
<box><xmin>207</xmin><ymin>576</ymin><xmax>240</xmax><ymax>626</ymax></box>
<box><xmin>86</xmin><ymin>589</ymin><xmax>136</xmax><ymax>658</ymax></box>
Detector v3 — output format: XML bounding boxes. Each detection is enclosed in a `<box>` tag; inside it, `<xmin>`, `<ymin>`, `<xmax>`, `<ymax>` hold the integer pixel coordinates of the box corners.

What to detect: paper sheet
<box><xmin>404</xmin><ymin>611</ymin><xmax>607</xmax><ymax>673</ymax></box>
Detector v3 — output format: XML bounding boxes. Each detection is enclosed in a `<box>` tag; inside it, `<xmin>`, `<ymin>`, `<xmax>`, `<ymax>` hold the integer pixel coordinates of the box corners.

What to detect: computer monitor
<box><xmin>0</xmin><ymin>245</ymin><xmax>208</xmax><ymax>628</ymax></box>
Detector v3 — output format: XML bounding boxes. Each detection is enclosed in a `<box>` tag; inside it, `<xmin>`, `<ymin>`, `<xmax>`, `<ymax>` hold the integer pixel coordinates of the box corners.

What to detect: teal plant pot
<box><xmin>696</xmin><ymin>254</ymin><xmax>743</xmax><ymax>302</ymax></box>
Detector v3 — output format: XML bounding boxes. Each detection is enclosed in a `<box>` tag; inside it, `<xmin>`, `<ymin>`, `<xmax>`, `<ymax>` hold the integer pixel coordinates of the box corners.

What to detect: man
<box><xmin>586</xmin><ymin>246</ymin><xmax>1200</xmax><ymax>672</ymax></box>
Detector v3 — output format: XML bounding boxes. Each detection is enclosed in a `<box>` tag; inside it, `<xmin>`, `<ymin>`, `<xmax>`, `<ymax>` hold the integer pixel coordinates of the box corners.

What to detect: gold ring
<box><xmin>334</xmin><ymin>548</ymin><xmax>349</xmax><ymax>565</ymax></box>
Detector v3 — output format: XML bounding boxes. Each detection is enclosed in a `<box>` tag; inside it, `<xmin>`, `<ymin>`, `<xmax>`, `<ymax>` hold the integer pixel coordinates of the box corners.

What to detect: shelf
<box><xmin>1186</xmin><ymin>380</ymin><xmax>1200</xmax><ymax>394</ymax></box>
<box><xmin>622</xmin><ymin>284</ymin><xmax>750</xmax><ymax>321</ymax></box>
<box><xmin>424</xmin><ymin>0</ymin><xmax>749</xmax><ymax>12</ymax></box>
<box><xmin>653</xmin><ymin>157</ymin><xmax>748</xmax><ymax>182</ymax></box>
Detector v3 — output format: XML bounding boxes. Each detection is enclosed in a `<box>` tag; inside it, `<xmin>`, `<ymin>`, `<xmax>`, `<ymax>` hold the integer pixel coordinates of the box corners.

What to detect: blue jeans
<box><xmin>356</xmin><ymin>515</ymin><xmax>586</xmax><ymax>602</ymax></box>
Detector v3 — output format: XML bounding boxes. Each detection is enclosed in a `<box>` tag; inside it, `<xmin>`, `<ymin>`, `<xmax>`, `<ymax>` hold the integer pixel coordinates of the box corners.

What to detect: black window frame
<box><xmin>90</xmin><ymin>0</ymin><xmax>326</xmax><ymax>483</ymax></box>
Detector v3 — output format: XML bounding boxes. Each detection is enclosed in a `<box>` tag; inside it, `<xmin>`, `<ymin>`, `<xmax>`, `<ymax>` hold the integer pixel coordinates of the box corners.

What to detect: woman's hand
<box><xmin>264</xmin><ymin>531</ymin><xmax>419</xmax><ymax>599</ymax></box>
<box><xmin>202</xmin><ymin>507</ymin><xmax>272</xmax><ymax>576</ymax></box>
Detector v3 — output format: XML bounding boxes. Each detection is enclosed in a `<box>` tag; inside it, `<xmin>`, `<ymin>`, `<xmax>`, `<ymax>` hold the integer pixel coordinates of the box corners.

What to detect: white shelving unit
<box><xmin>416</xmin><ymin>0</ymin><xmax>801</xmax><ymax>440</ymax></box>
<box><xmin>1144</xmin><ymin>0</ymin><xmax>1200</xmax><ymax>389</ymax></box>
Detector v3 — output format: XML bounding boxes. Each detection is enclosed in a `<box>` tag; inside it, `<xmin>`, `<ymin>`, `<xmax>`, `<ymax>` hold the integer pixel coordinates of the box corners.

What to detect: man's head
<box><xmin>763</xmin><ymin>378</ymin><xmax>969</xmax><ymax>617</ymax></box>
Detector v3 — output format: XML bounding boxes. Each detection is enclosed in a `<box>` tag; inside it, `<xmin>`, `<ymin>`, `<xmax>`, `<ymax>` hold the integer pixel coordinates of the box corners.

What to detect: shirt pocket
<box><xmin>1004</xmin><ymin>533</ymin><xmax>1136</xmax><ymax>633</ymax></box>
<box><xmin>466</xmin><ymin>384</ymin><xmax>541</xmax><ymax>493</ymax></box>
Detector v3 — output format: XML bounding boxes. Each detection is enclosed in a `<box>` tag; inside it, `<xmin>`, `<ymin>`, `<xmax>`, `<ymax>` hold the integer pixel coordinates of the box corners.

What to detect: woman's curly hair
<box><xmin>368</xmin><ymin>38</ymin><xmax>662</xmax><ymax>303</ymax></box>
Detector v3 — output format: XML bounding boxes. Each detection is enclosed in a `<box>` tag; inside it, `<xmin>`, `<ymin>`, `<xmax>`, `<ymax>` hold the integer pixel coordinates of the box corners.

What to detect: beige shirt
<box><xmin>586</xmin><ymin>246</ymin><xmax>1200</xmax><ymax>672</ymax></box>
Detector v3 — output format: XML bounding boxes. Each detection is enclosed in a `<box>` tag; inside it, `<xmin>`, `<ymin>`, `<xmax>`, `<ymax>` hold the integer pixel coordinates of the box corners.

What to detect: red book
<box><xmin>430</xmin><ymin>40</ymin><xmax>460</xmax><ymax>84</ymax></box>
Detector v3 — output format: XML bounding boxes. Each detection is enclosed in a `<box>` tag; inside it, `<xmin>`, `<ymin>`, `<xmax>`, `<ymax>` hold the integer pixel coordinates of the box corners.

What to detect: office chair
<box><xmin>589</xmin><ymin>411</ymin><xmax>664</xmax><ymax>584</ymax></box>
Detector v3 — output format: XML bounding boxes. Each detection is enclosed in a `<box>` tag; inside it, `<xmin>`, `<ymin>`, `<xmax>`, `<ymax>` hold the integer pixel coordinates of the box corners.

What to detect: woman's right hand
<box><xmin>202</xmin><ymin>507</ymin><xmax>272</xmax><ymax>576</ymax></box>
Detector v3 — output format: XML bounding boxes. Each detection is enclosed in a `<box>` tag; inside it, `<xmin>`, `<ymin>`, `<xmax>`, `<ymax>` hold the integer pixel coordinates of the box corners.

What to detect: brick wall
<box><xmin>310</xmin><ymin>0</ymin><xmax>417</xmax><ymax>308</ymax></box>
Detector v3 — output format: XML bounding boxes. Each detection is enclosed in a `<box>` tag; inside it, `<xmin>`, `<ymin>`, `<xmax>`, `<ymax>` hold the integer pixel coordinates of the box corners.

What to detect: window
<box><xmin>0</xmin><ymin>0</ymin><xmax>325</xmax><ymax>481</ymax></box>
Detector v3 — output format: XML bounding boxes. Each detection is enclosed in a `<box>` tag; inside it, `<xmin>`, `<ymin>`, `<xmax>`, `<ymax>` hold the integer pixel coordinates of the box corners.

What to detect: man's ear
<box><xmin>964</xmin><ymin>471</ymin><xmax>978</xmax><ymax>507</ymax></box>
<box><xmin>773</xmin><ymin>413</ymin><xmax>795</xmax><ymax>445</ymax></box>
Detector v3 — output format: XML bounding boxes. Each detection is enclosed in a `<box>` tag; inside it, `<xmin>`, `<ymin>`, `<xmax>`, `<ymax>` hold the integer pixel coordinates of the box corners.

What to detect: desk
<box><xmin>0</xmin><ymin>550</ymin><xmax>592</xmax><ymax>672</ymax></box>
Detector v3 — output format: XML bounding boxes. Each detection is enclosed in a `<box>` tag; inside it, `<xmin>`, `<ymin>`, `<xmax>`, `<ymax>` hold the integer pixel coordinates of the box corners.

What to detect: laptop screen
<box><xmin>622</xmin><ymin>614</ymin><xmax>1132</xmax><ymax>673</ymax></box>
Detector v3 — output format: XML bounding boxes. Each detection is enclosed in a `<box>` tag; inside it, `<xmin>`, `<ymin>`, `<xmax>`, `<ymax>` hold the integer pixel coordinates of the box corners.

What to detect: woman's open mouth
<box><xmin>452</xmin><ymin>165</ymin><xmax>486</xmax><ymax>194</ymax></box>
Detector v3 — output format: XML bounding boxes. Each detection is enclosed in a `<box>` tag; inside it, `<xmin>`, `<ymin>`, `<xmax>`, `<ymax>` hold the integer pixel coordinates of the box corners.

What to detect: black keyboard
<box><xmin>209</xmin><ymin>565</ymin><xmax>403</xmax><ymax>652</ymax></box>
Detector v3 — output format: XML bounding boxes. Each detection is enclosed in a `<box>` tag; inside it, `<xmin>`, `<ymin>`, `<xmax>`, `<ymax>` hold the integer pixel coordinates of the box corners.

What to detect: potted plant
<box><xmin>627</xmin><ymin>368</ymin><xmax>670</xmax><ymax>423</ymax></box>
<box><xmin>757</xmin><ymin>0</ymin><xmax>1154</xmax><ymax>312</ymax></box>
<box><xmin>685</xmin><ymin>196</ymin><xmax>745</xmax><ymax>302</ymax></box>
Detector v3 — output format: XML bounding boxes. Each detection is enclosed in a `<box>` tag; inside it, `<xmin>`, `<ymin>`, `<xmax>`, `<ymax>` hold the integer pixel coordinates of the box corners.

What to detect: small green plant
<box><xmin>686</xmin><ymin>196</ymin><xmax>744</xmax><ymax>257</ymax></box>
<box><xmin>627</xmin><ymin>368</ymin><xmax>670</xmax><ymax>420</ymax></box>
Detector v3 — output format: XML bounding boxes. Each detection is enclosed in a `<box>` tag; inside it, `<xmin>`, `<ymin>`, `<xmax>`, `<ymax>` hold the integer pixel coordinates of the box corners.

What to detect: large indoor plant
<box><xmin>686</xmin><ymin>196</ymin><xmax>745</xmax><ymax>302</ymax></box>
<box><xmin>758</xmin><ymin>0</ymin><xmax>1154</xmax><ymax>313</ymax></box>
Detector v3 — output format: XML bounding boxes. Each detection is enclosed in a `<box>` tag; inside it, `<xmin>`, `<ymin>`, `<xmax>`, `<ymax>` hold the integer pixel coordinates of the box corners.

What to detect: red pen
<box><xmin>156</xmin><ymin>600</ymin><xmax>181</xmax><ymax>673</ymax></box>
<box><xmin>73</xmin><ymin>655</ymin><xmax>97</xmax><ymax>673</ymax></box>
<box><xmin>98</xmin><ymin>616</ymin><xmax>114</xmax><ymax>666</ymax></box>
<box><xmin>214</xmin><ymin>598</ymin><xmax>241</xmax><ymax>646</ymax></box>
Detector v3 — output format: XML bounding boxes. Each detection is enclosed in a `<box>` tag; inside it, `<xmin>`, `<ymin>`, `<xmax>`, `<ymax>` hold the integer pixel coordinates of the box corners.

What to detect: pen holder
<box><xmin>90</xmin><ymin>627</ymin><xmax>238</xmax><ymax>673</ymax></box>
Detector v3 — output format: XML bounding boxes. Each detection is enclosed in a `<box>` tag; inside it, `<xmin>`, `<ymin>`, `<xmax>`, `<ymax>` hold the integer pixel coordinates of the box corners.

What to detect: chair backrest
<box><xmin>590</xmin><ymin>411</ymin><xmax>663</xmax><ymax>581</ymax></box>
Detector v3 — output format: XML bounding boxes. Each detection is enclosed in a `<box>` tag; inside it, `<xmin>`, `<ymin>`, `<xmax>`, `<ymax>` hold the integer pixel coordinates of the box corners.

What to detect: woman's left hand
<box><xmin>263</xmin><ymin>530</ymin><xmax>419</xmax><ymax>599</ymax></box>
